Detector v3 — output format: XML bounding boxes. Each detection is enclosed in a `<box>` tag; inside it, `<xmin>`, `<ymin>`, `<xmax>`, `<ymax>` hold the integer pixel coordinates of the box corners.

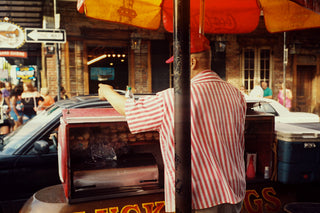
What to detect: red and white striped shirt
<box><xmin>125</xmin><ymin>70</ymin><xmax>246</xmax><ymax>212</ymax></box>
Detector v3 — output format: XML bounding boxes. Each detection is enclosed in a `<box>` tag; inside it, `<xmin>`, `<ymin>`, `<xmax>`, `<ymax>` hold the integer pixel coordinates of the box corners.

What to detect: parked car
<box><xmin>0</xmin><ymin>95</ymin><xmax>112</xmax><ymax>213</ymax></box>
<box><xmin>246</xmin><ymin>97</ymin><xmax>320</xmax><ymax>123</ymax></box>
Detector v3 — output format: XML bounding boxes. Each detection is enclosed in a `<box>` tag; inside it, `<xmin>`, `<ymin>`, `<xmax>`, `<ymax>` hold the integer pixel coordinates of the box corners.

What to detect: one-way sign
<box><xmin>25</xmin><ymin>28</ymin><xmax>66</xmax><ymax>43</ymax></box>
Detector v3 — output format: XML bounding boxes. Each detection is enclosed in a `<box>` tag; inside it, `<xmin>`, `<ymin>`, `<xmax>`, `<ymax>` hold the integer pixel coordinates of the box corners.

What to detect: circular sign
<box><xmin>0</xmin><ymin>21</ymin><xmax>25</xmax><ymax>49</ymax></box>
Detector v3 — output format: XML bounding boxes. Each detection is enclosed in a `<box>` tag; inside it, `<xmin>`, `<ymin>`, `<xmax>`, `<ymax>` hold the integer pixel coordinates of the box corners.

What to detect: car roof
<box><xmin>54</xmin><ymin>92</ymin><xmax>153</xmax><ymax>109</ymax></box>
<box><xmin>54</xmin><ymin>95</ymin><xmax>111</xmax><ymax>109</ymax></box>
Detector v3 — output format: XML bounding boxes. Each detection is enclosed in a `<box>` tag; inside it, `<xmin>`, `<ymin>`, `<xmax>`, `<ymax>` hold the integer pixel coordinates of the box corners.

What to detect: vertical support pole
<box><xmin>174</xmin><ymin>0</ymin><xmax>191</xmax><ymax>212</ymax></box>
<box><xmin>283</xmin><ymin>32</ymin><xmax>287</xmax><ymax>107</ymax></box>
<box><xmin>199</xmin><ymin>0</ymin><xmax>205</xmax><ymax>35</ymax></box>
<box><xmin>56</xmin><ymin>43</ymin><xmax>61</xmax><ymax>100</ymax></box>
<box><xmin>54</xmin><ymin>0</ymin><xmax>61</xmax><ymax>100</ymax></box>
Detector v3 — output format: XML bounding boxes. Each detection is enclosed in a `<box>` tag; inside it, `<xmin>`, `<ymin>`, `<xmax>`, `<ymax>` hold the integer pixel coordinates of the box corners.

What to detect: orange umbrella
<box><xmin>77</xmin><ymin>0</ymin><xmax>260</xmax><ymax>34</ymax></box>
<box><xmin>290</xmin><ymin>0</ymin><xmax>320</xmax><ymax>14</ymax></box>
<box><xmin>77</xmin><ymin>0</ymin><xmax>320</xmax><ymax>34</ymax></box>
<box><xmin>162</xmin><ymin>0</ymin><xmax>260</xmax><ymax>33</ymax></box>
<box><xmin>260</xmin><ymin>0</ymin><xmax>320</xmax><ymax>33</ymax></box>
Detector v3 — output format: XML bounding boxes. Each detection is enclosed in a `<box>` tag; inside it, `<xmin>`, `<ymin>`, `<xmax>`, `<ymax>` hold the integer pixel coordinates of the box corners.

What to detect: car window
<box><xmin>1</xmin><ymin>105</ymin><xmax>62</xmax><ymax>154</ymax></box>
<box><xmin>261</xmin><ymin>103</ymin><xmax>278</xmax><ymax>116</ymax></box>
<box><xmin>252</xmin><ymin>103</ymin><xmax>265</xmax><ymax>113</ymax></box>
<box><xmin>252</xmin><ymin>102</ymin><xmax>278</xmax><ymax>116</ymax></box>
<box><xmin>26</xmin><ymin>126</ymin><xmax>59</xmax><ymax>155</ymax></box>
<box><xmin>268</xmin><ymin>101</ymin><xmax>290</xmax><ymax>115</ymax></box>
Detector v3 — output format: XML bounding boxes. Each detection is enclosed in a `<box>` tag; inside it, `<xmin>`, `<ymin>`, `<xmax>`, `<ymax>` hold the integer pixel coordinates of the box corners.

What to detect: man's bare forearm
<box><xmin>98</xmin><ymin>84</ymin><xmax>127</xmax><ymax>116</ymax></box>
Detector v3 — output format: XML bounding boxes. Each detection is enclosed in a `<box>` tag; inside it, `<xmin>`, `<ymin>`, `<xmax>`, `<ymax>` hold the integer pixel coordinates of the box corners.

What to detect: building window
<box><xmin>242</xmin><ymin>48</ymin><xmax>272</xmax><ymax>92</ymax></box>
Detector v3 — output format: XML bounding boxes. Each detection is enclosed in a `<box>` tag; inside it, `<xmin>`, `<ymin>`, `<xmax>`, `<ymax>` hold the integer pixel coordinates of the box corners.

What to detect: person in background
<box><xmin>54</xmin><ymin>86</ymin><xmax>69</xmax><ymax>102</ymax></box>
<box><xmin>278</xmin><ymin>83</ymin><xmax>293</xmax><ymax>111</ymax></box>
<box><xmin>0</xmin><ymin>82</ymin><xmax>12</xmax><ymax>135</ymax></box>
<box><xmin>99</xmin><ymin>33</ymin><xmax>246</xmax><ymax>213</ymax></box>
<box><xmin>38</xmin><ymin>87</ymin><xmax>55</xmax><ymax>111</ymax></box>
<box><xmin>21</xmin><ymin>81</ymin><xmax>43</xmax><ymax>123</ymax></box>
<box><xmin>2</xmin><ymin>81</ymin><xmax>12</xmax><ymax>98</ymax></box>
<box><xmin>0</xmin><ymin>81</ymin><xmax>11</xmax><ymax>116</ymax></box>
<box><xmin>9</xmin><ymin>86</ymin><xmax>24</xmax><ymax>131</ymax></box>
<box><xmin>249</xmin><ymin>80</ymin><xmax>264</xmax><ymax>98</ymax></box>
<box><xmin>261</xmin><ymin>81</ymin><xmax>273</xmax><ymax>99</ymax></box>
<box><xmin>239</xmin><ymin>85</ymin><xmax>248</xmax><ymax>97</ymax></box>
<box><xmin>0</xmin><ymin>90</ymin><xmax>12</xmax><ymax>135</ymax></box>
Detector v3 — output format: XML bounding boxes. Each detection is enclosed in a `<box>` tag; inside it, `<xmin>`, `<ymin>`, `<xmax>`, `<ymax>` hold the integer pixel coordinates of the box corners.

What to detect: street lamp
<box><xmin>130</xmin><ymin>32</ymin><xmax>141</xmax><ymax>50</ymax></box>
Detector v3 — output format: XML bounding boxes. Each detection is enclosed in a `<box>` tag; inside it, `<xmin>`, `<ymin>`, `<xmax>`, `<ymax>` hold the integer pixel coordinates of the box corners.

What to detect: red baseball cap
<box><xmin>166</xmin><ymin>33</ymin><xmax>211</xmax><ymax>64</ymax></box>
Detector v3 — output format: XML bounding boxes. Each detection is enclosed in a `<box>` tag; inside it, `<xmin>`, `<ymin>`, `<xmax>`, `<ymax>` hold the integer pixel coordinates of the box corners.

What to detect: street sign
<box><xmin>25</xmin><ymin>28</ymin><xmax>66</xmax><ymax>43</ymax></box>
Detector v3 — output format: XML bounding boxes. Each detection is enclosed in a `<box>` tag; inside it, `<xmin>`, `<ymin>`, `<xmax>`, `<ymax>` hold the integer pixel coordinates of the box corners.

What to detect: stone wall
<box><xmin>131</xmin><ymin>42</ymin><xmax>150</xmax><ymax>93</ymax></box>
<box><xmin>225</xmin><ymin>35</ymin><xmax>242</xmax><ymax>89</ymax></box>
<box><xmin>45</xmin><ymin>54</ymin><xmax>58</xmax><ymax>96</ymax></box>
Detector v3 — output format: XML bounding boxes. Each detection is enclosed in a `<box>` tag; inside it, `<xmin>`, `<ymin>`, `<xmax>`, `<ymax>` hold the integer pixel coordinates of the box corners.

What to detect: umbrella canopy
<box><xmin>260</xmin><ymin>0</ymin><xmax>320</xmax><ymax>33</ymax></box>
<box><xmin>290</xmin><ymin>0</ymin><xmax>320</xmax><ymax>14</ymax></box>
<box><xmin>77</xmin><ymin>0</ymin><xmax>320</xmax><ymax>34</ymax></box>
<box><xmin>162</xmin><ymin>0</ymin><xmax>260</xmax><ymax>33</ymax></box>
<box><xmin>77</xmin><ymin>0</ymin><xmax>260</xmax><ymax>34</ymax></box>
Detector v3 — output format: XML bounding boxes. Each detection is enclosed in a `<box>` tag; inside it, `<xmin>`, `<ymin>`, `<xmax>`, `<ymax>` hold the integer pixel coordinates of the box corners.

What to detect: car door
<box><xmin>11</xmin><ymin>125</ymin><xmax>60</xmax><ymax>199</ymax></box>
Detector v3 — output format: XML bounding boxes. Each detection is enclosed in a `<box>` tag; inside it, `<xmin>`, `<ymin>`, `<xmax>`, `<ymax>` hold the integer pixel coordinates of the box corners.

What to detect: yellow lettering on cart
<box><xmin>262</xmin><ymin>187</ymin><xmax>281</xmax><ymax>212</ymax></box>
<box><xmin>121</xmin><ymin>204</ymin><xmax>141</xmax><ymax>213</ymax></box>
<box><xmin>109</xmin><ymin>207</ymin><xmax>119</xmax><ymax>213</ymax></box>
<box><xmin>142</xmin><ymin>201</ymin><xmax>165</xmax><ymax>213</ymax></box>
<box><xmin>244</xmin><ymin>189</ymin><xmax>263</xmax><ymax>213</ymax></box>
<box><xmin>95</xmin><ymin>208</ymin><xmax>107</xmax><ymax>213</ymax></box>
<box><xmin>72</xmin><ymin>201</ymin><xmax>165</xmax><ymax>213</ymax></box>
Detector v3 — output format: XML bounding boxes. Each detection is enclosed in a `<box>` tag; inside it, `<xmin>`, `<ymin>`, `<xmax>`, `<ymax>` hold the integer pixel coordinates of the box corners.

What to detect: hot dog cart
<box><xmin>20</xmin><ymin>105</ymin><xmax>320</xmax><ymax>213</ymax></box>
<box><xmin>20</xmin><ymin>107</ymin><xmax>166</xmax><ymax>213</ymax></box>
<box><xmin>57</xmin><ymin>108</ymin><xmax>164</xmax><ymax>204</ymax></box>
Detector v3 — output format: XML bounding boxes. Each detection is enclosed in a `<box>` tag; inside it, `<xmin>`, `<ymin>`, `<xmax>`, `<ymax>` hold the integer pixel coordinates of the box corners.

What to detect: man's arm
<box><xmin>98</xmin><ymin>84</ymin><xmax>127</xmax><ymax>116</ymax></box>
<box><xmin>4</xmin><ymin>96</ymin><xmax>11</xmax><ymax>113</ymax></box>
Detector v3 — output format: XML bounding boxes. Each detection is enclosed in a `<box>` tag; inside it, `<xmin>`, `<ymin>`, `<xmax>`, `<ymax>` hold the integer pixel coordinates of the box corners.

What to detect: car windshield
<box><xmin>253</xmin><ymin>103</ymin><xmax>279</xmax><ymax>116</ymax></box>
<box><xmin>268</xmin><ymin>101</ymin><xmax>290</xmax><ymax>115</ymax></box>
<box><xmin>0</xmin><ymin>105</ymin><xmax>62</xmax><ymax>154</ymax></box>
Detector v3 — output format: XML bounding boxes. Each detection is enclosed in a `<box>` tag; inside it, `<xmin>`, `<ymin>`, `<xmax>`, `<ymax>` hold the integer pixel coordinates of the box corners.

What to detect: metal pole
<box><xmin>54</xmin><ymin>0</ymin><xmax>61</xmax><ymax>100</ymax></box>
<box><xmin>199</xmin><ymin>0</ymin><xmax>205</xmax><ymax>35</ymax></box>
<box><xmin>174</xmin><ymin>0</ymin><xmax>191</xmax><ymax>212</ymax></box>
<box><xmin>283</xmin><ymin>32</ymin><xmax>287</xmax><ymax>107</ymax></box>
<box><xmin>56</xmin><ymin>43</ymin><xmax>61</xmax><ymax>100</ymax></box>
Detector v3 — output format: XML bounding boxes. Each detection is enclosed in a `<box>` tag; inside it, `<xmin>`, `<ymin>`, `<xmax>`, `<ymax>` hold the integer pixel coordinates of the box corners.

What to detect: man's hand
<box><xmin>98</xmin><ymin>84</ymin><xmax>114</xmax><ymax>100</ymax></box>
<box><xmin>98</xmin><ymin>84</ymin><xmax>127</xmax><ymax>116</ymax></box>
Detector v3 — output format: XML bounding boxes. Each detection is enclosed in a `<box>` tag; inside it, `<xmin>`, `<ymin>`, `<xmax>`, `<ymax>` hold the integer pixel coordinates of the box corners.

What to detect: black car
<box><xmin>0</xmin><ymin>96</ymin><xmax>111</xmax><ymax>213</ymax></box>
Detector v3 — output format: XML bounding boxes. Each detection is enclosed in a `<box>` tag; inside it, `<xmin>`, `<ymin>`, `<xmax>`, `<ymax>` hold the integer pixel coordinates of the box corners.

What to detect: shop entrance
<box><xmin>87</xmin><ymin>45</ymin><xmax>128</xmax><ymax>94</ymax></box>
<box><xmin>296</xmin><ymin>65</ymin><xmax>316</xmax><ymax>112</ymax></box>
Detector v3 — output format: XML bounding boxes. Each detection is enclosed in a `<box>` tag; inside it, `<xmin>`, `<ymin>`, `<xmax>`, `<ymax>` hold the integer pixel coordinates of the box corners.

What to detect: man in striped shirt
<box><xmin>99</xmin><ymin>33</ymin><xmax>247</xmax><ymax>213</ymax></box>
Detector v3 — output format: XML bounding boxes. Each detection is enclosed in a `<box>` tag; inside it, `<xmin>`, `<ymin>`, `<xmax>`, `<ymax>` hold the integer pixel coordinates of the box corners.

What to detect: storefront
<box><xmin>2</xmin><ymin>1</ymin><xmax>320</xmax><ymax>114</ymax></box>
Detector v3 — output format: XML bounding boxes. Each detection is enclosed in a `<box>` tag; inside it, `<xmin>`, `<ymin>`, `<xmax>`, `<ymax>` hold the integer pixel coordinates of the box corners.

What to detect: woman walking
<box><xmin>9</xmin><ymin>86</ymin><xmax>24</xmax><ymax>130</ymax></box>
<box><xmin>21</xmin><ymin>82</ymin><xmax>43</xmax><ymax>123</ymax></box>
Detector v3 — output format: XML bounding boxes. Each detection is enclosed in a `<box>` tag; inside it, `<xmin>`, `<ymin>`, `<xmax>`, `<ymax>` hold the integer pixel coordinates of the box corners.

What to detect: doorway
<box><xmin>87</xmin><ymin>45</ymin><xmax>128</xmax><ymax>94</ymax></box>
<box><xmin>296</xmin><ymin>65</ymin><xmax>316</xmax><ymax>112</ymax></box>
